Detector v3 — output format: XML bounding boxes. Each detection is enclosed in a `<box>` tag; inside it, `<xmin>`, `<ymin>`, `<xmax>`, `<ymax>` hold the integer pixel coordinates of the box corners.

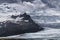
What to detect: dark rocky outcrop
<box><xmin>21</xmin><ymin>0</ymin><xmax>34</xmax><ymax>2</ymax></box>
<box><xmin>0</xmin><ymin>13</ymin><xmax>44</xmax><ymax>37</ymax></box>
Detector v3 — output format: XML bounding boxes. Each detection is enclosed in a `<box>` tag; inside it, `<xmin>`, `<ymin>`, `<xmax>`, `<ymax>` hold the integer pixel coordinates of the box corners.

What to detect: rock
<box><xmin>0</xmin><ymin>13</ymin><xmax>44</xmax><ymax>37</ymax></box>
<box><xmin>11</xmin><ymin>15</ymin><xmax>19</xmax><ymax>19</ymax></box>
<box><xmin>21</xmin><ymin>0</ymin><xmax>34</xmax><ymax>2</ymax></box>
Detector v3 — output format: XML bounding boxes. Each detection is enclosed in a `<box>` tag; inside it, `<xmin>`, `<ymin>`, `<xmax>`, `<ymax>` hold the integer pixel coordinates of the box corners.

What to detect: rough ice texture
<box><xmin>0</xmin><ymin>0</ymin><xmax>60</xmax><ymax>39</ymax></box>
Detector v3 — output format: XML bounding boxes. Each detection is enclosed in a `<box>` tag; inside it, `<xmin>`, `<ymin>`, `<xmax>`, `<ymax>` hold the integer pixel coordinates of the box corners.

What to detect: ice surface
<box><xmin>0</xmin><ymin>0</ymin><xmax>60</xmax><ymax>39</ymax></box>
<box><xmin>0</xmin><ymin>0</ymin><xmax>60</xmax><ymax>23</ymax></box>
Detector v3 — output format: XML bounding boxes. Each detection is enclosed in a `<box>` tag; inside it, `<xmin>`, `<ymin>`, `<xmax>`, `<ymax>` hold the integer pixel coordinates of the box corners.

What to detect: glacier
<box><xmin>0</xmin><ymin>0</ymin><xmax>60</xmax><ymax>40</ymax></box>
